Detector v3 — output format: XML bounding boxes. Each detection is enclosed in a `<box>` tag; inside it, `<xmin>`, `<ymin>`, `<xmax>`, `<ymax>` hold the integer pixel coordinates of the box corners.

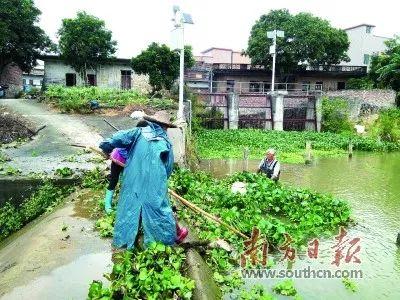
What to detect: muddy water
<box><xmin>0</xmin><ymin>189</ymin><xmax>112</xmax><ymax>300</ymax></box>
<box><xmin>199</xmin><ymin>153</ymin><xmax>400</xmax><ymax>299</ymax></box>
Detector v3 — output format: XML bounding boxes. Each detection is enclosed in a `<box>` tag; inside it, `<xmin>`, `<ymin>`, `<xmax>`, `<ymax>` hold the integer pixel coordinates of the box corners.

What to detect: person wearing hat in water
<box><xmin>99</xmin><ymin>111</ymin><xmax>188</xmax><ymax>248</ymax></box>
<box><xmin>257</xmin><ymin>148</ymin><xmax>281</xmax><ymax>182</ymax></box>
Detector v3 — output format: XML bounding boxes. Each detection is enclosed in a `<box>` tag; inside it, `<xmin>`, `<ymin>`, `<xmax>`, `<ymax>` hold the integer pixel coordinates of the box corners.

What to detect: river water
<box><xmin>199</xmin><ymin>153</ymin><xmax>400</xmax><ymax>299</ymax></box>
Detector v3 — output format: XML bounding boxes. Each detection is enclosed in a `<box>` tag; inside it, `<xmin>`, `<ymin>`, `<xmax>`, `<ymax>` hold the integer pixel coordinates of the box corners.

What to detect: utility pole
<box><xmin>267</xmin><ymin>30</ymin><xmax>284</xmax><ymax>92</ymax></box>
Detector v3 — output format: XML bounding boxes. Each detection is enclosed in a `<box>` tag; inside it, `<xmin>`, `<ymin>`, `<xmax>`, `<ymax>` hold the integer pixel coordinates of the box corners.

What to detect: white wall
<box><xmin>44</xmin><ymin>60</ymin><xmax>134</xmax><ymax>88</ymax></box>
<box><xmin>343</xmin><ymin>25</ymin><xmax>389</xmax><ymax>67</ymax></box>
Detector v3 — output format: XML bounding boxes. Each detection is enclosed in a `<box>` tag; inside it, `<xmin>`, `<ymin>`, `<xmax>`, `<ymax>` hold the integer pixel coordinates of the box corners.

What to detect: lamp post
<box><xmin>267</xmin><ymin>30</ymin><xmax>284</xmax><ymax>92</ymax></box>
<box><xmin>172</xmin><ymin>6</ymin><xmax>193</xmax><ymax>123</ymax></box>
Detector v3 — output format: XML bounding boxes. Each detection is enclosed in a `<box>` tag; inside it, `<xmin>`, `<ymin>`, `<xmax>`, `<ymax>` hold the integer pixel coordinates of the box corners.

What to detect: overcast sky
<box><xmin>35</xmin><ymin>0</ymin><xmax>399</xmax><ymax>58</ymax></box>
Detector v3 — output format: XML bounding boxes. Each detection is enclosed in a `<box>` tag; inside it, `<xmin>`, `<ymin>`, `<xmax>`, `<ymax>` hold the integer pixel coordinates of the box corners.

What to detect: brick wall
<box><xmin>0</xmin><ymin>63</ymin><xmax>22</xmax><ymax>98</ymax></box>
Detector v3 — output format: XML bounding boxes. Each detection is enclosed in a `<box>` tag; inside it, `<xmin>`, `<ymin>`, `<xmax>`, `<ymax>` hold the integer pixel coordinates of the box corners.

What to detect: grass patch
<box><xmin>43</xmin><ymin>85</ymin><xmax>177</xmax><ymax>113</ymax></box>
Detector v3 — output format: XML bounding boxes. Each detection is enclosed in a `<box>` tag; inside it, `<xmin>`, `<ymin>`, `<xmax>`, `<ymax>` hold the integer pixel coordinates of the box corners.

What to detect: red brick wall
<box><xmin>0</xmin><ymin>63</ymin><xmax>22</xmax><ymax>98</ymax></box>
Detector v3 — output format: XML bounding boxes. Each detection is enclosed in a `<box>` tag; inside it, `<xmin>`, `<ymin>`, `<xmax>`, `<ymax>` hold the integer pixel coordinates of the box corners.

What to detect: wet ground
<box><xmin>199</xmin><ymin>153</ymin><xmax>400</xmax><ymax>299</ymax></box>
<box><xmin>0</xmin><ymin>189</ymin><xmax>112</xmax><ymax>300</ymax></box>
<box><xmin>0</xmin><ymin>99</ymin><xmax>105</xmax><ymax>175</ymax></box>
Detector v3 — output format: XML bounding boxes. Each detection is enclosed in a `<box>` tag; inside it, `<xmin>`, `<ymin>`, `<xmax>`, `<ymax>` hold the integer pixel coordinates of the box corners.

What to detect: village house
<box><xmin>40</xmin><ymin>55</ymin><xmax>134</xmax><ymax>89</ymax></box>
<box><xmin>185</xmin><ymin>24</ymin><xmax>390</xmax><ymax>94</ymax></box>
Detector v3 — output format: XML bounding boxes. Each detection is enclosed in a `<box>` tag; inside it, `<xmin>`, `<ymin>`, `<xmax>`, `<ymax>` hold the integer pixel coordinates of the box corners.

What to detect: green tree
<box><xmin>246</xmin><ymin>9</ymin><xmax>349</xmax><ymax>74</ymax></box>
<box><xmin>369</xmin><ymin>37</ymin><xmax>400</xmax><ymax>106</ymax></box>
<box><xmin>370</xmin><ymin>37</ymin><xmax>400</xmax><ymax>91</ymax></box>
<box><xmin>58</xmin><ymin>11</ymin><xmax>117</xmax><ymax>85</ymax></box>
<box><xmin>0</xmin><ymin>0</ymin><xmax>52</xmax><ymax>77</ymax></box>
<box><xmin>131</xmin><ymin>43</ymin><xmax>195</xmax><ymax>92</ymax></box>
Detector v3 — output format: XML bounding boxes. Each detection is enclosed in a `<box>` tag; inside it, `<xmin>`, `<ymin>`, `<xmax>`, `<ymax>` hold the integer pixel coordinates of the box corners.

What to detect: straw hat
<box><xmin>143</xmin><ymin>111</ymin><xmax>177</xmax><ymax>128</ymax></box>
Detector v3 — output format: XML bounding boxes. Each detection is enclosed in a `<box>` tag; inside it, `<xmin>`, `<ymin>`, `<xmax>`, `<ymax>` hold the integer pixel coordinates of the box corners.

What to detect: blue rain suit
<box><xmin>99</xmin><ymin>122</ymin><xmax>176</xmax><ymax>249</ymax></box>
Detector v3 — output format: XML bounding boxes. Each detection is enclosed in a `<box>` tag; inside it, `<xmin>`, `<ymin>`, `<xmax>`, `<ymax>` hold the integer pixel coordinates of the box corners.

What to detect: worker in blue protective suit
<box><xmin>99</xmin><ymin>111</ymin><xmax>187</xmax><ymax>249</ymax></box>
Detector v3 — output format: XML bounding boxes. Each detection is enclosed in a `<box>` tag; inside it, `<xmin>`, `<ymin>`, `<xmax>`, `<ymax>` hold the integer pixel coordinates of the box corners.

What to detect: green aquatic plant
<box><xmin>170</xmin><ymin>169</ymin><xmax>352</xmax><ymax>293</ymax></box>
<box><xmin>342</xmin><ymin>277</ymin><xmax>357</xmax><ymax>292</ymax></box>
<box><xmin>55</xmin><ymin>167</ymin><xmax>74</xmax><ymax>177</ymax></box>
<box><xmin>87</xmin><ymin>243</ymin><xmax>195</xmax><ymax>300</ymax></box>
<box><xmin>195</xmin><ymin>129</ymin><xmax>400</xmax><ymax>163</ymax></box>
<box><xmin>272</xmin><ymin>280</ymin><xmax>298</xmax><ymax>296</ymax></box>
<box><xmin>95</xmin><ymin>212</ymin><xmax>115</xmax><ymax>237</ymax></box>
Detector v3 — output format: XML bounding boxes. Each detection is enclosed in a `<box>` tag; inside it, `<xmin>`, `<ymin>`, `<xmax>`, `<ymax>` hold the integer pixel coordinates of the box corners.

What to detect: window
<box><xmin>366</xmin><ymin>26</ymin><xmax>372</xmax><ymax>34</ymax></box>
<box><xmin>315</xmin><ymin>81</ymin><xmax>323</xmax><ymax>91</ymax></box>
<box><xmin>249</xmin><ymin>81</ymin><xmax>260</xmax><ymax>93</ymax></box>
<box><xmin>87</xmin><ymin>74</ymin><xmax>97</xmax><ymax>86</ymax></box>
<box><xmin>226</xmin><ymin>80</ymin><xmax>235</xmax><ymax>92</ymax></box>
<box><xmin>240</xmin><ymin>64</ymin><xmax>248</xmax><ymax>70</ymax></box>
<box><xmin>23</xmin><ymin>79</ymin><xmax>26</xmax><ymax>85</ymax></box>
<box><xmin>66</xmin><ymin>73</ymin><xmax>76</xmax><ymax>86</ymax></box>
<box><xmin>301</xmin><ymin>81</ymin><xmax>311</xmax><ymax>91</ymax></box>
<box><xmin>363</xmin><ymin>54</ymin><xmax>370</xmax><ymax>65</ymax></box>
<box><xmin>263</xmin><ymin>81</ymin><xmax>271</xmax><ymax>93</ymax></box>
<box><xmin>337</xmin><ymin>82</ymin><xmax>346</xmax><ymax>90</ymax></box>
<box><xmin>121</xmin><ymin>70</ymin><xmax>132</xmax><ymax>89</ymax></box>
<box><xmin>29</xmin><ymin>79</ymin><xmax>33</xmax><ymax>85</ymax></box>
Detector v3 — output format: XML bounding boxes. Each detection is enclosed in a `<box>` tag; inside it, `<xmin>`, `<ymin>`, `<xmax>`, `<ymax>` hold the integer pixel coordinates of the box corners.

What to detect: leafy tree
<box><xmin>58</xmin><ymin>11</ymin><xmax>117</xmax><ymax>85</ymax></box>
<box><xmin>246</xmin><ymin>9</ymin><xmax>349</xmax><ymax>74</ymax></box>
<box><xmin>131</xmin><ymin>43</ymin><xmax>195</xmax><ymax>92</ymax></box>
<box><xmin>0</xmin><ymin>0</ymin><xmax>52</xmax><ymax>78</ymax></box>
<box><xmin>369</xmin><ymin>37</ymin><xmax>400</xmax><ymax>106</ymax></box>
<box><xmin>346</xmin><ymin>77</ymin><xmax>374</xmax><ymax>90</ymax></box>
<box><xmin>370</xmin><ymin>37</ymin><xmax>400</xmax><ymax>91</ymax></box>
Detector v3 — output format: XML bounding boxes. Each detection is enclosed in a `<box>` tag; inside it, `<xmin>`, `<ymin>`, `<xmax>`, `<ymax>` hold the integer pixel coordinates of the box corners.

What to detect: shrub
<box><xmin>346</xmin><ymin>78</ymin><xmax>374</xmax><ymax>90</ymax></box>
<box><xmin>370</xmin><ymin>108</ymin><xmax>400</xmax><ymax>142</ymax></box>
<box><xmin>43</xmin><ymin>85</ymin><xmax>177</xmax><ymax>113</ymax></box>
<box><xmin>321</xmin><ymin>97</ymin><xmax>354</xmax><ymax>133</ymax></box>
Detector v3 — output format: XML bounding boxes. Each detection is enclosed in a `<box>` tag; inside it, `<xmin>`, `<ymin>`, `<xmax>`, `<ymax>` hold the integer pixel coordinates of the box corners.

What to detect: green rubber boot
<box><xmin>104</xmin><ymin>189</ymin><xmax>114</xmax><ymax>214</ymax></box>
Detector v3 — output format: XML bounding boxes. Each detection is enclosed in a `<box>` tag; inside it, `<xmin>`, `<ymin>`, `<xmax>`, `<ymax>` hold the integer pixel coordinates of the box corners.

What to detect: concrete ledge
<box><xmin>180</xmin><ymin>221</ymin><xmax>222</xmax><ymax>300</ymax></box>
<box><xmin>186</xmin><ymin>248</ymin><xmax>222</xmax><ymax>300</ymax></box>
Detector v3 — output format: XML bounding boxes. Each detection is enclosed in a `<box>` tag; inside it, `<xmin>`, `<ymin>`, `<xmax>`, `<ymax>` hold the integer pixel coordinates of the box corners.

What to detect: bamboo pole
<box><xmin>168</xmin><ymin>189</ymin><xmax>249</xmax><ymax>239</ymax></box>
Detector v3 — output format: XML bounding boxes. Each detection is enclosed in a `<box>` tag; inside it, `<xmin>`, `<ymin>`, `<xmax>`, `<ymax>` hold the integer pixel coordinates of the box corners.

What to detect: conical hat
<box><xmin>143</xmin><ymin>111</ymin><xmax>177</xmax><ymax>128</ymax></box>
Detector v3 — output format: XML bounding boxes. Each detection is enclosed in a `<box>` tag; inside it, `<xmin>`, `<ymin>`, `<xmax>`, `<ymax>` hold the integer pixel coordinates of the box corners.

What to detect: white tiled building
<box><xmin>342</xmin><ymin>24</ymin><xmax>389</xmax><ymax>68</ymax></box>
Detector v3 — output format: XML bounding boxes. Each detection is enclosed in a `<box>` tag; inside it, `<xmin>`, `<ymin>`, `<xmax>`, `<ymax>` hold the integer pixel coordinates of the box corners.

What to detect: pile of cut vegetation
<box><xmin>0</xmin><ymin>107</ymin><xmax>34</xmax><ymax>144</ymax></box>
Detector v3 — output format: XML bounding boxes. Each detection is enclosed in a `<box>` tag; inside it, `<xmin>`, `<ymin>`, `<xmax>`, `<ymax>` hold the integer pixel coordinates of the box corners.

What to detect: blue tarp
<box><xmin>99</xmin><ymin>122</ymin><xmax>176</xmax><ymax>249</ymax></box>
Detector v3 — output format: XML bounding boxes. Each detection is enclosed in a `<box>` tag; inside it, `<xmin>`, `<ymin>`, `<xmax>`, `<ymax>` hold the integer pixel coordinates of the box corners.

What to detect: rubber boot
<box><xmin>104</xmin><ymin>189</ymin><xmax>114</xmax><ymax>214</ymax></box>
<box><xmin>176</xmin><ymin>222</ymin><xmax>188</xmax><ymax>244</ymax></box>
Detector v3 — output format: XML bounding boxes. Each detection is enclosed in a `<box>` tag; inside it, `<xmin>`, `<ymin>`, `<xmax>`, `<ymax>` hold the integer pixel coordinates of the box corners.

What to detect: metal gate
<box><xmin>283</xmin><ymin>95</ymin><xmax>317</xmax><ymax>131</ymax></box>
<box><xmin>238</xmin><ymin>94</ymin><xmax>273</xmax><ymax>129</ymax></box>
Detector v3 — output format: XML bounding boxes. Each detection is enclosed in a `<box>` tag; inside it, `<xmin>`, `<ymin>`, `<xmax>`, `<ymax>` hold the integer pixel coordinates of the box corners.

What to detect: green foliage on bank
<box><xmin>321</xmin><ymin>97</ymin><xmax>354</xmax><ymax>133</ymax></box>
<box><xmin>370</xmin><ymin>108</ymin><xmax>400</xmax><ymax>143</ymax></box>
<box><xmin>195</xmin><ymin>129</ymin><xmax>400</xmax><ymax>163</ymax></box>
<box><xmin>43</xmin><ymin>85</ymin><xmax>177</xmax><ymax>113</ymax></box>
<box><xmin>0</xmin><ymin>182</ymin><xmax>72</xmax><ymax>241</ymax></box>
<box><xmin>88</xmin><ymin>243</ymin><xmax>195</xmax><ymax>300</ymax></box>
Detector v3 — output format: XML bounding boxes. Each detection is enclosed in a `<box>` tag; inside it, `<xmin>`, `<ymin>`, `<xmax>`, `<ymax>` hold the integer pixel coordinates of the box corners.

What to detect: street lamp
<box><xmin>267</xmin><ymin>30</ymin><xmax>284</xmax><ymax>92</ymax></box>
<box><xmin>172</xmin><ymin>5</ymin><xmax>193</xmax><ymax>123</ymax></box>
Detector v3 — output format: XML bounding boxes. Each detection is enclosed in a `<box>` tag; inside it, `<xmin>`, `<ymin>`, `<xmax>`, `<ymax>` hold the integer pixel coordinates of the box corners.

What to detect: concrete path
<box><xmin>0</xmin><ymin>99</ymin><xmax>104</xmax><ymax>174</ymax></box>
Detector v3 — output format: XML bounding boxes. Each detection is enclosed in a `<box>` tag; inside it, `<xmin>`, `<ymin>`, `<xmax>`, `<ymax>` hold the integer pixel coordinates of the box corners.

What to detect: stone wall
<box><xmin>325</xmin><ymin>89</ymin><xmax>396</xmax><ymax>107</ymax></box>
<box><xmin>325</xmin><ymin>89</ymin><xmax>396</xmax><ymax>120</ymax></box>
<box><xmin>0</xmin><ymin>63</ymin><xmax>22</xmax><ymax>98</ymax></box>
